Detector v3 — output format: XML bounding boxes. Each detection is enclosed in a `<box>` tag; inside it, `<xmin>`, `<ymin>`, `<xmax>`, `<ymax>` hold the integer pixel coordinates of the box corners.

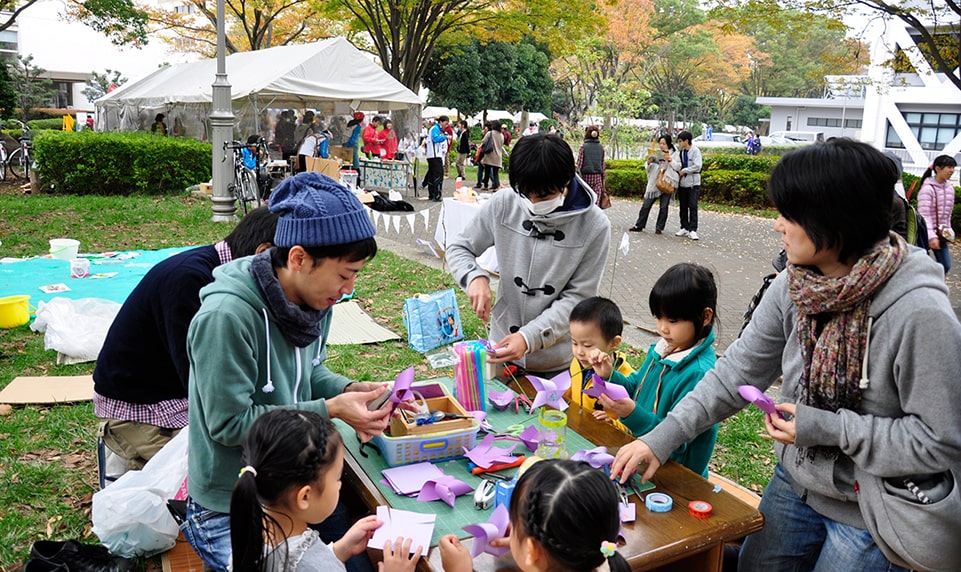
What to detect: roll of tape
<box><xmin>645</xmin><ymin>492</ymin><xmax>673</xmax><ymax>512</ymax></box>
<box><xmin>689</xmin><ymin>500</ymin><xmax>713</xmax><ymax>518</ymax></box>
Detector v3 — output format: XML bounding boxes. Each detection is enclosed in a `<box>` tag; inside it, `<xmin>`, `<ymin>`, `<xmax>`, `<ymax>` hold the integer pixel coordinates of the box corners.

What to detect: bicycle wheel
<box><xmin>229</xmin><ymin>180</ymin><xmax>248</xmax><ymax>215</ymax></box>
<box><xmin>239</xmin><ymin>169</ymin><xmax>262</xmax><ymax>213</ymax></box>
<box><xmin>0</xmin><ymin>154</ymin><xmax>7</xmax><ymax>182</ymax></box>
<box><xmin>8</xmin><ymin>148</ymin><xmax>25</xmax><ymax>179</ymax></box>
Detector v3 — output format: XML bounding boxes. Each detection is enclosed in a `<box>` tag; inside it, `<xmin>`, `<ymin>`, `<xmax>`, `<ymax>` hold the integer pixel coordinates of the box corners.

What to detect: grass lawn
<box><xmin>0</xmin><ymin>187</ymin><xmax>775</xmax><ymax>569</ymax></box>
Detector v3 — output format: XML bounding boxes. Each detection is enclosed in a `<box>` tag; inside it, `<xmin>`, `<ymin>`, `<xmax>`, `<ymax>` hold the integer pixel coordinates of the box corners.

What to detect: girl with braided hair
<box><xmin>438</xmin><ymin>459</ymin><xmax>629</xmax><ymax>572</ymax></box>
<box><xmin>231</xmin><ymin>409</ymin><xmax>421</xmax><ymax>572</ymax></box>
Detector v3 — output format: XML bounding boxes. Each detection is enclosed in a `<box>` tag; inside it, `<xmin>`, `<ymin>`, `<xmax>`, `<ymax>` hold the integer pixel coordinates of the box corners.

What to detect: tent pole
<box><xmin>210</xmin><ymin>0</ymin><xmax>237</xmax><ymax>221</ymax></box>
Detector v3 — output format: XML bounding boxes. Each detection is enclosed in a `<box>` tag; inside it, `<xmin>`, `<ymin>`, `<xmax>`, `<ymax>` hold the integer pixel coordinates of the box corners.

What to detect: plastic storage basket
<box><xmin>373</xmin><ymin>422</ymin><xmax>480</xmax><ymax>467</ymax></box>
<box><xmin>372</xmin><ymin>381</ymin><xmax>480</xmax><ymax>467</ymax></box>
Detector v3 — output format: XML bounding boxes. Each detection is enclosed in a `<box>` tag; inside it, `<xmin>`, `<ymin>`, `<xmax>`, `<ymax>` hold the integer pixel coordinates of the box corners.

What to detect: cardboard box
<box><xmin>329</xmin><ymin>145</ymin><xmax>354</xmax><ymax>164</ymax></box>
<box><xmin>304</xmin><ymin>156</ymin><xmax>342</xmax><ymax>179</ymax></box>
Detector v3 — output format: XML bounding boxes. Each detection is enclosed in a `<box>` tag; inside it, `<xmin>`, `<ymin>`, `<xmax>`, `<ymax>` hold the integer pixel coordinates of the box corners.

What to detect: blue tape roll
<box><xmin>645</xmin><ymin>492</ymin><xmax>673</xmax><ymax>512</ymax></box>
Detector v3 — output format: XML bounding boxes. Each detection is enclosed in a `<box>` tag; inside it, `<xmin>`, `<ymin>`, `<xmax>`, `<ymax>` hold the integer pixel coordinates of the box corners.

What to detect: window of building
<box><xmin>50</xmin><ymin>81</ymin><xmax>73</xmax><ymax>109</ymax></box>
<box><xmin>174</xmin><ymin>4</ymin><xmax>196</xmax><ymax>13</ymax></box>
<box><xmin>886</xmin><ymin>112</ymin><xmax>961</xmax><ymax>150</ymax></box>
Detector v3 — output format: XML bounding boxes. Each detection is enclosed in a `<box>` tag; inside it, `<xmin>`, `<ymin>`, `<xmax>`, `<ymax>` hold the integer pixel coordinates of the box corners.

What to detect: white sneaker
<box><xmin>689</xmin><ymin>231</ymin><xmax>699</xmax><ymax>241</ymax></box>
<box><xmin>675</xmin><ymin>229</ymin><xmax>689</xmax><ymax>237</ymax></box>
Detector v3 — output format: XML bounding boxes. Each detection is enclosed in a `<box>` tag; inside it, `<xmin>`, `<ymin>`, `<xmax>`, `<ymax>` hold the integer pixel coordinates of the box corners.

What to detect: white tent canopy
<box><xmin>95</xmin><ymin>37</ymin><xmax>422</xmax><ymax>142</ymax></box>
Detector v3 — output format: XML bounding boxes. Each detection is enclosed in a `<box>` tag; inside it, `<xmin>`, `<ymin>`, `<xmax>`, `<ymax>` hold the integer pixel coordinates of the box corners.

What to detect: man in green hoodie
<box><xmin>183</xmin><ymin>172</ymin><xmax>389</xmax><ymax>571</ymax></box>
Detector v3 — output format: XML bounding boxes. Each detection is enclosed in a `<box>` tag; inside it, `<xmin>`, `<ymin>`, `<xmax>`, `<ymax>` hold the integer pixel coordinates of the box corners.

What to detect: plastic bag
<box><xmin>29</xmin><ymin>297</ymin><xmax>120</xmax><ymax>362</ymax></box>
<box><xmin>92</xmin><ymin>429</ymin><xmax>188</xmax><ymax>558</ymax></box>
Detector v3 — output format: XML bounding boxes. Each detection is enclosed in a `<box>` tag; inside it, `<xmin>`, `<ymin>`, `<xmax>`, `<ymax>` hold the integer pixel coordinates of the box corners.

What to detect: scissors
<box><xmin>480</xmin><ymin>419</ymin><xmax>526</xmax><ymax>439</ymax></box>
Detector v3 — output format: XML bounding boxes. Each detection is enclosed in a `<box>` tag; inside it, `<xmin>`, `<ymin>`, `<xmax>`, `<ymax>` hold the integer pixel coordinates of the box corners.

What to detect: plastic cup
<box><xmin>536</xmin><ymin>408</ymin><xmax>568</xmax><ymax>459</ymax></box>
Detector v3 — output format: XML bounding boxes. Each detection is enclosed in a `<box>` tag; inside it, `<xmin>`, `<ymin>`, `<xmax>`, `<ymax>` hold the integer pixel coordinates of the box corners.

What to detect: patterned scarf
<box><xmin>249</xmin><ymin>252</ymin><xmax>328</xmax><ymax>348</ymax></box>
<box><xmin>788</xmin><ymin>233</ymin><xmax>906</xmax><ymax>461</ymax></box>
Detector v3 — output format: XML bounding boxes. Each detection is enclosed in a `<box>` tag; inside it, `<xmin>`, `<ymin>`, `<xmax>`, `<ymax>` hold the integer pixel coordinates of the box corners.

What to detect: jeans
<box><xmin>738</xmin><ymin>464</ymin><xmax>909</xmax><ymax>572</ymax></box>
<box><xmin>483</xmin><ymin>166</ymin><xmax>500</xmax><ymax>189</ymax></box>
<box><xmin>182</xmin><ymin>497</ymin><xmax>231</xmax><ymax>572</ymax></box>
<box><xmin>677</xmin><ymin>185</ymin><xmax>699</xmax><ymax>231</ymax></box>
<box><xmin>183</xmin><ymin>497</ymin><xmax>374</xmax><ymax>572</ymax></box>
<box><xmin>934</xmin><ymin>239</ymin><xmax>951</xmax><ymax>274</ymax></box>
<box><xmin>634</xmin><ymin>193</ymin><xmax>671</xmax><ymax>231</ymax></box>
<box><xmin>426</xmin><ymin>157</ymin><xmax>444</xmax><ymax>201</ymax></box>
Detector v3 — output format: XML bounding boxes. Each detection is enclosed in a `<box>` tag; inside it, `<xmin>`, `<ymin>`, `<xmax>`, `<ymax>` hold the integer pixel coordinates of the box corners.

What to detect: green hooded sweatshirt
<box><xmin>186</xmin><ymin>257</ymin><xmax>352</xmax><ymax>513</ymax></box>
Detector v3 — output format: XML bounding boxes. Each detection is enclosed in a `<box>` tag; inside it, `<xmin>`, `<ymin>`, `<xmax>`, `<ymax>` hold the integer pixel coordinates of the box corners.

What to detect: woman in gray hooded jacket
<box><xmin>610</xmin><ymin>138</ymin><xmax>961</xmax><ymax>572</ymax></box>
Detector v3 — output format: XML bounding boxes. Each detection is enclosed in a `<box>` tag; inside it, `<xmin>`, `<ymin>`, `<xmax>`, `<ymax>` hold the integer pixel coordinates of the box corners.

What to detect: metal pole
<box><xmin>210</xmin><ymin>0</ymin><xmax>236</xmax><ymax>221</ymax></box>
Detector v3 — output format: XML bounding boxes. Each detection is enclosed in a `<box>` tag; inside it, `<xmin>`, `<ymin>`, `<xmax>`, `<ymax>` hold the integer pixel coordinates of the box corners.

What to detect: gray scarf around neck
<box><xmin>249</xmin><ymin>252</ymin><xmax>328</xmax><ymax>348</ymax></box>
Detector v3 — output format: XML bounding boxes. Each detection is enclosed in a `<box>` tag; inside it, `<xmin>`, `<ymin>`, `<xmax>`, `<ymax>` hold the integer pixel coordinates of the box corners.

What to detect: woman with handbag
<box><xmin>577</xmin><ymin>125</ymin><xmax>609</xmax><ymax>208</ymax></box>
<box><xmin>610</xmin><ymin>139</ymin><xmax>961</xmax><ymax>572</ymax></box>
<box><xmin>917</xmin><ymin>154</ymin><xmax>957</xmax><ymax>274</ymax></box>
<box><xmin>477</xmin><ymin>121</ymin><xmax>505</xmax><ymax>190</ymax></box>
<box><xmin>630</xmin><ymin>135</ymin><xmax>679</xmax><ymax>233</ymax></box>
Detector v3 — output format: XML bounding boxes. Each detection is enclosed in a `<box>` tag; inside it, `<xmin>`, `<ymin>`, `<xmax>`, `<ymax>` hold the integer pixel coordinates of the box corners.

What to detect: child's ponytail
<box><xmin>230</xmin><ymin>466</ymin><xmax>267</xmax><ymax>572</ymax></box>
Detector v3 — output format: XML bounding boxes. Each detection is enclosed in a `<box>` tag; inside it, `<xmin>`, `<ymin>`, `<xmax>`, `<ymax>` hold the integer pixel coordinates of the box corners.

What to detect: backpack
<box><xmin>904</xmin><ymin>182</ymin><xmax>931</xmax><ymax>251</ymax></box>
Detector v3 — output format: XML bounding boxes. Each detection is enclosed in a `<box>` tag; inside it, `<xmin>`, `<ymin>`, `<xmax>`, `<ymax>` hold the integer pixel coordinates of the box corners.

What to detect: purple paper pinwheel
<box><xmin>571</xmin><ymin>446</ymin><xmax>615</xmax><ymax>470</ymax></box>
<box><xmin>528</xmin><ymin>371</ymin><xmax>572</xmax><ymax>411</ymax></box>
<box><xmin>583</xmin><ymin>374</ymin><xmax>630</xmax><ymax>402</ymax></box>
<box><xmin>464</xmin><ymin>433</ymin><xmax>517</xmax><ymax>469</ymax></box>
<box><xmin>416</xmin><ymin>475</ymin><xmax>473</xmax><ymax>508</ymax></box>
<box><xmin>462</xmin><ymin>504</ymin><xmax>510</xmax><ymax>558</ymax></box>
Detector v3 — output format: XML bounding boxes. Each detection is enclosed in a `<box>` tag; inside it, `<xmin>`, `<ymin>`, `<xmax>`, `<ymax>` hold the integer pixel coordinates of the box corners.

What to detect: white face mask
<box><xmin>520</xmin><ymin>192</ymin><xmax>566</xmax><ymax>215</ymax></box>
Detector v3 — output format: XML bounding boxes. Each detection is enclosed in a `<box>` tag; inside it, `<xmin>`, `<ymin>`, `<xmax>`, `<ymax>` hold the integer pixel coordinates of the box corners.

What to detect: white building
<box><xmin>757</xmin><ymin>13</ymin><xmax>961</xmax><ymax>175</ymax></box>
<box><xmin>3</xmin><ymin>1</ymin><xmax>194</xmax><ymax>111</ymax></box>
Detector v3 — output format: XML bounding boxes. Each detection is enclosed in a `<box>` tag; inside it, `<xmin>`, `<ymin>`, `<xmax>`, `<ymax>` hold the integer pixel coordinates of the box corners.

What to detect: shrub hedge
<box><xmin>34</xmin><ymin>131</ymin><xmax>211</xmax><ymax>195</ymax></box>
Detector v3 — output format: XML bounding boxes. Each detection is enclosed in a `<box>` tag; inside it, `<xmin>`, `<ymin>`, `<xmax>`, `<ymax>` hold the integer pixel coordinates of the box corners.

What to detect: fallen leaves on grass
<box><xmin>0</xmin><ymin>404</ymin><xmax>11</xmax><ymax>416</ymax></box>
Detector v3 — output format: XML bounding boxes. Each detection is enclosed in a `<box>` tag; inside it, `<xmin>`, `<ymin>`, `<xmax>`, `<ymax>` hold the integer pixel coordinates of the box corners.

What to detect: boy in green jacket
<box><xmin>183</xmin><ymin>172</ymin><xmax>390</xmax><ymax>571</ymax></box>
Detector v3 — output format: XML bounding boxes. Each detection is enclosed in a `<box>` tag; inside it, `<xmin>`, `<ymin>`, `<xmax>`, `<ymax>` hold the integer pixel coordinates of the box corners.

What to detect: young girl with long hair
<box><xmin>916</xmin><ymin>153</ymin><xmax>957</xmax><ymax>274</ymax></box>
<box><xmin>586</xmin><ymin>262</ymin><xmax>719</xmax><ymax>477</ymax></box>
<box><xmin>231</xmin><ymin>409</ymin><xmax>420</xmax><ymax>572</ymax></box>
<box><xmin>438</xmin><ymin>459</ymin><xmax>630</xmax><ymax>572</ymax></box>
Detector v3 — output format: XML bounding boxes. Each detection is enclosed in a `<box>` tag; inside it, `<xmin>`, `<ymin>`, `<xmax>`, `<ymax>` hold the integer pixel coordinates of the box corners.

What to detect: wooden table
<box><xmin>341</xmin><ymin>380</ymin><xmax>763</xmax><ymax>572</ymax></box>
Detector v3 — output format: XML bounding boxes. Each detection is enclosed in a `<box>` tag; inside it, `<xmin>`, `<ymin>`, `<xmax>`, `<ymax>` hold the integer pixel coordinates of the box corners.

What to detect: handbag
<box><xmin>655</xmin><ymin>167</ymin><xmax>678</xmax><ymax>195</ymax></box>
<box><xmin>855</xmin><ymin>465</ymin><xmax>961</xmax><ymax>571</ymax></box>
<box><xmin>402</xmin><ymin>289</ymin><xmax>465</xmax><ymax>352</ymax></box>
<box><xmin>599</xmin><ymin>191</ymin><xmax>612</xmax><ymax>209</ymax></box>
<box><xmin>480</xmin><ymin>136</ymin><xmax>494</xmax><ymax>157</ymax></box>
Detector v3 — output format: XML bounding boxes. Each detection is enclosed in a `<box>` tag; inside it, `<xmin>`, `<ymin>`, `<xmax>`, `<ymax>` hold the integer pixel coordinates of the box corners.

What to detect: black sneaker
<box><xmin>22</xmin><ymin>559</ymin><xmax>69</xmax><ymax>572</ymax></box>
<box><xmin>628</xmin><ymin>226</ymin><xmax>643</xmax><ymax>232</ymax></box>
<box><xmin>30</xmin><ymin>540</ymin><xmax>132</xmax><ymax>572</ymax></box>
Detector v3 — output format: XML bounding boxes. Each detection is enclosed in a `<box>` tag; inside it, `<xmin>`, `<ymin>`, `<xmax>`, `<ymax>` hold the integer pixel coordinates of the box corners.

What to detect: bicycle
<box><xmin>7</xmin><ymin>122</ymin><xmax>34</xmax><ymax>180</ymax></box>
<box><xmin>223</xmin><ymin>139</ymin><xmax>264</xmax><ymax>215</ymax></box>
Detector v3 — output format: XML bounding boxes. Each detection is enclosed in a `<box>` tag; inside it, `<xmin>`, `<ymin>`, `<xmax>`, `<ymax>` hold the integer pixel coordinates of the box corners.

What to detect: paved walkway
<box><xmin>373</xmin><ymin>181</ymin><xmax>961</xmax><ymax>354</ymax></box>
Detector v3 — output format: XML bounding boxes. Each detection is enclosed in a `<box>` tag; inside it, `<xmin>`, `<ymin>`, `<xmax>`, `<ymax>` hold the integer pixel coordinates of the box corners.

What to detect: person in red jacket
<box><xmin>362</xmin><ymin>116</ymin><xmax>385</xmax><ymax>158</ymax></box>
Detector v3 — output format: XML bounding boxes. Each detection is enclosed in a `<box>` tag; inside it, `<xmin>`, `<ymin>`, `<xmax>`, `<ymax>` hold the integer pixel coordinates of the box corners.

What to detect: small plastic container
<box><xmin>70</xmin><ymin>258</ymin><xmax>90</xmax><ymax>278</ymax></box>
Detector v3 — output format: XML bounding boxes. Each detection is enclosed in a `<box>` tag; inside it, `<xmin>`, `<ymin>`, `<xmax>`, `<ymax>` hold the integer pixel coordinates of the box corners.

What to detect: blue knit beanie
<box><xmin>269</xmin><ymin>172</ymin><xmax>376</xmax><ymax>247</ymax></box>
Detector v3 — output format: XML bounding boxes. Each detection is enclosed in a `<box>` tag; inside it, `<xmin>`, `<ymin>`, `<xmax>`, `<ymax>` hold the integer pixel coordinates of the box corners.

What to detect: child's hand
<box><xmin>438</xmin><ymin>534</ymin><xmax>473</xmax><ymax>572</ymax></box>
<box><xmin>333</xmin><ymin>515</ymin><xmax>382</xmax><ymax>561</ymax></box>
<box><xmin>378</xmin><ymin>537</ymin><xmax>422</xmax><ymax>572</ymax></box>
<box><xmin>586</xmin><ymin>348</ymin><xmax>614</xmax><ymax>378</ymax></box>
<box><xmin>598</xmin><ymin>393</ymin><xmax>635</xmax><ymax>419</ymax></box>
<box><xmin>591</xmin><ymin>410</ymin><xmax>614</xmax><ymax>424</ymax></box>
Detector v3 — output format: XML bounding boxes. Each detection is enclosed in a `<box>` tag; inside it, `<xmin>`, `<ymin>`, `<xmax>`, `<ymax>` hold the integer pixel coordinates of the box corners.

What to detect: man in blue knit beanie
<box><xmin>183</xmin><ymin>172</ymin><xmax>386</xmax><ymax>572</ymax></box>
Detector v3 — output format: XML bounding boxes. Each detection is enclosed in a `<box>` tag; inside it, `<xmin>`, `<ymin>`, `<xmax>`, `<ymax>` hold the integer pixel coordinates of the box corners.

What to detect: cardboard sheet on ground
<box><xmin>328</xmin><ymin>301</ymin><xmax>400</xmax><ymax>345</ymax></box>
<box><xmin>0</xmin><ymin>375</ymin><xmax>94</xmax><ymax>404</ymax></box>
<box><xmin>335</xmin><ymin>378</ymin><xmax>599</xmax><ymax>547</ymax></box>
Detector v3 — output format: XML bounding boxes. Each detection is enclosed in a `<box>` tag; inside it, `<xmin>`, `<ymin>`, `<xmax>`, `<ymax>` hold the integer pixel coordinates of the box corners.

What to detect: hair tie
<box><xmin>239</xmin><ymin>465</ymin><xmax>258</xmax><ymax>478</ymax></box>
<box><xmin>599</xmin><ymin>540</ymin><xmax>616</xmax><ymax>558</ymax></box>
